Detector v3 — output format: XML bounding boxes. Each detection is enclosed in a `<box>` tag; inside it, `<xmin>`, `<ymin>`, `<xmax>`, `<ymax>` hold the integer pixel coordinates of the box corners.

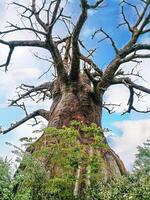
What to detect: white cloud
<box><xmin>0</xmin><ymin>66</ymin><xmax>41</xmax><ymax>99</ymax></box>
<box><xmin>104</xmin><ymin>84</ymin><xmax>129</xmax><ymax>113</ymax></box>
<box><xmin>111</xmin><ymin>119</ymin><xmax>150</xmax><ymax>171</ymax></box>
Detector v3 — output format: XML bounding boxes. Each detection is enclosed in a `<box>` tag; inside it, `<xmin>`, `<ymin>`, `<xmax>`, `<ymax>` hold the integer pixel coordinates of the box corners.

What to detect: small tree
<box><xmin>134</xmin><ymin>140</ymin><xmax>150</xmax><ymax>174</ymax></box>
<box><xmin>0</xmin><ymin>158</ymin><xmax>12</xmax><ymax>200</ymax></box>
<box><xmin>0</xmin><ymin>0</ymin><xmax>150</xmax><ymax>196</ymax></box>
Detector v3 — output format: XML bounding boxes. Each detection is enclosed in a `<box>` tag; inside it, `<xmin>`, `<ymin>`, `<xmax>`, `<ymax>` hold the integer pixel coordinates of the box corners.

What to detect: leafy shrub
<box><xmin>0</xmin><ymin>124</ymin><xmax>149</xmax><ymax>200</ymax></box>
<box><xmin>13</xmin><ymin>122</ymin><xmax>105</xmax><ymax>200</ymax></box>
<box><xmin>0</xmin><ymin>158</ymin><xmax>13</xmax><ymax>200</ymax></box>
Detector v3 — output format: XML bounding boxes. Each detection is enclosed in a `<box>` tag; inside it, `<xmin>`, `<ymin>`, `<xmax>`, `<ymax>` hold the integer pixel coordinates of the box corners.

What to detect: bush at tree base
<box><xmin>0</xmin><ymin>126</ymin><xmax>149</xmax><ymax>200</ymax></box>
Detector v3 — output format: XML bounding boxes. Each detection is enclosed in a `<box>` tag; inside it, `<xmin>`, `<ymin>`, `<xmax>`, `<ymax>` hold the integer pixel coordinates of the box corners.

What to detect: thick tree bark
<box><xmin>25</xmin><ymin>73</ymin><xmax>126</xmax><ymax>196</ymax></box>
<box><xmin>48</xmin><ymin>75</ymin><xmax>101</xmax><ymax>128</ymax></box>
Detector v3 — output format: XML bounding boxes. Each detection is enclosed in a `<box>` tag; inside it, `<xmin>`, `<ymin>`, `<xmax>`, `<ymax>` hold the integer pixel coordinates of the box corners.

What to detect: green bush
<box><xmin>13</xmin><ymin>123</ymin><xmax>105</xmax><ymax>200</ymax></box>
<box><xmin>86</xmin><ymin>140</ymin><xmax>150</xmax><ymax>200</ymax></box>
<box><xmin>0</xmin><ymin>125</ymin><xmax>149</xmax><ymax>200</ymax></box>
<box><xmin>86</xmin><ymin>174</ymin><xmax>150</xmax><ymax>200</ymax></box>
<box><xmin>0</xmin><ymin>158</ymin><xmax>13</xmax><ymax>200</ymax></box>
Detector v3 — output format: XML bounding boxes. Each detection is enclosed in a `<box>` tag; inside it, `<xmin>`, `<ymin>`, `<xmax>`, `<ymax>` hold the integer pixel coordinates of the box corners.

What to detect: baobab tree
<box><xmin>0</xmin><ymin>0</ymin><xmax>150</xmax><ymax>196</ymax></box>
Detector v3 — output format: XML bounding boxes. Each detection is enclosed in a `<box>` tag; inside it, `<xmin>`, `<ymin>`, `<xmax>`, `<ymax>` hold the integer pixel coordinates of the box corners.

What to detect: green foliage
<box><xmin>86</xmin><ymin>173</ymin><xmax>150</xmax><ymax>200</ymax></box>
<box><xmin>0</xmin><ymin>124</ymin><xmax>149</xmax><ymax>200</ymax></box>
<box><xmin>0</xmin><ymin>158</ymin><xmax>12</xmax><ymax>200</ymax></box>
<box><xmin>85</xmin><ymin>139</ymin><xmax>150</xmax><ymax>200</ymax></box>
<box><xmin>134</xmin><ymin>140</ymin><xmax>150</xmax><ymax>174</ymax></box>
<box><xmin>15</xmin><ymin>122</ymin><xmax>105</xmax><ymax>200</ymax></box>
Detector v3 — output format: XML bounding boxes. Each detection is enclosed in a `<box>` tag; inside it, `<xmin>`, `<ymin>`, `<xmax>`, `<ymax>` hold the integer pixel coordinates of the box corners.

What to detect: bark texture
<box><xmin>48</xmin><ymin>74</ymin><xmax>101</xmax><ymax>127</ymax></box>
<box><xmin>28</xmin><ymin>73</ymin><xmax>126</xmax><ymax>196</ymax></box>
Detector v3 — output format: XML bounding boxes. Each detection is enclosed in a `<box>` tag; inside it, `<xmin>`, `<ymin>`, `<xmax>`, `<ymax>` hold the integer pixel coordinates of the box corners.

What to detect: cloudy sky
<box><xmin>0</xmin><ymin>0</ymin><xmax>150</xmax><ymax>171</ymax></box>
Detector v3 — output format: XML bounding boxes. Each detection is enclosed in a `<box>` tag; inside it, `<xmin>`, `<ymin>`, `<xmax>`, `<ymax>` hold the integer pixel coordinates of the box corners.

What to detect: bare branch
<box><xmin>126</xmin><ymin>43</ymin><xmax>150</xmax><ymax>55</ymax></box>
<box><xmin>113</xmin><ymin>78</ymin><xmax>150</xmax><ymax>114</ymax></box>
<box><xmin>12</xmin><ymin>2</ymin><xmax>33</xmax><ymax>14</ymax></box>
<box><xmin>112</xmin><ymin>77</ymin><xmax>150</xmax><ymax>94</ymax></box>
<box><xmin>0</xmin><ymin>39</ymin><xmax>46</xmax><ymax>70</ymax></box>
<box><xmin>120</xmin><ymin>52</ymin><xmax>150</xmax><ymax>64</ymax></box>
<box><xmin>80</xmin><ymin>54</ymin><xmax>103</xmax><ymax>76</ymax></box>
<box><xmin>32</xmin><ymin>0</ymin><xmax>48</xmax><ymax>31</ymax></box>
<box><xmin>55</xmin><ymin>36</ymin><xmax>71</xmax><ymax>45</ymax></box>
<box><xmin>69</xmin><ymin>0</ymin><xmax>88</xmax><ymax>81</ymax></box>
<box><xmin>80</xmin><ymin>53</ymin><xmax>103</xmax><ymax>84</ymax></box>
<box><xmin>46</xmin><ymin>41</ymin><xmax>68</xmax><ymax>82</ymax></box>
<box><xmin>126</xmin><ymin>86</ymin><xmax>134</xmax><ymax>113</ymax></box>
<box><xmin>0</xmin><ymin>39</ymin><xmax>46</xmax><ymax>48</ymax></box>
<box><xmin>0</xmin><ymin>22</ymin><xmax>46</xmax><ymax>36</ymax></box>
<box><xmin>115</xmin><ymin>65</ymin><xmax>144</xmax><ymax>80</ymax></box>
<box><xmin>2</xmin><ymin>0</ymin><xmax>68</xmax><ymax>82</ymax></box>
<box><xmin>0</xmin><ymin>46</ymin><xmax>14</xmax><ymax>71</ymax></box>
<box><xmin>47</xmin><ymin>0</ymin><xmax>62</xmax><ymax>36</ymax></box>
<box><xmin>83</xmin><ymin>67</ymin><xmax>97</xmax><ymax>84</ymax></box>
<box><xmin>9</xmin><ymin>81</ymin><xmax>53</xmax><ymax>106</ymax></box>
<box><xmin>142</xmin><ymin>28</ymin><xmax>150</xmax><ymax>34</ymax></box>
<box><xmin>98</xmin><ymin>0</ymin><xmax>150</xmax><ymax>91</ymax></box>
<box><xmin>93</xmin><ymin>28</ymin><xmax>119</xmax><ymax>54</ymax></box>
<box><xmin>121</xmin><ymin>1</ymin><xmax>140</xmax><ymax>18</ymax></box>
<box><xmin>40</xmin><ymin>0</ymin><xmax>68</xmax><ymax>82</ymax></box>
<box><xmin>1</xmin><ymin>109</ymin><xmax>49</xmax><ymax>135</ymax></box>
<box><xmin>70</xmin><ymin>0</ymin><xmax>104</xmax><ymax>81</ymax></box>
<box><xmin>110</xmin><ymin>76</ymin><xmax>150</xmax><ymax>114</ymax></box>
<box><xmin>134</xmin><ymin>2</ymin><xmax>149</xmax><ymax>28</ymax></box>
<box><xmin>130</xmin><ymin>106</ymin><xmax>150</xmax><ymax>113</ymax></box>
<box><xmin>121</xmin><ymin>85</ymin><xmax>150</xmax><ymax>115</ymax></box>
<box><xmin>87</xmin><ymin>0</ymin><xmax>104</xmax><ymax>9</ymax></box>
<box><xmin>121</xmin><ymin>5</ymin><xmax>133</xmax><ymax>32</ymax></box>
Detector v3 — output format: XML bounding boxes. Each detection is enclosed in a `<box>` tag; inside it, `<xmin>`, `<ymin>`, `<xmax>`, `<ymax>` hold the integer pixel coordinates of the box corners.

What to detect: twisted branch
<box><xmin>1</xmin><ymin>109</ymin><xmax>49</xmax><ymax>135</ymax></box>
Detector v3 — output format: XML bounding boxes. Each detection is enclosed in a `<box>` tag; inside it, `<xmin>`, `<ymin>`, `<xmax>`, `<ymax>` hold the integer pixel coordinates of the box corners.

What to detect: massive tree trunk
<box><xmin>48</xmin><ymin>74</ymin><xmax>101</xmax><ymax>128</ymax></box>
<box><xmin>25</xmin><ymin>73</ymin><xmax>126</xmax><ymax>196</ymax></box>
<box><xmin>2</xmin><ymin>0</ymin><xmax>150</xmax><ymax>198</ymax></box>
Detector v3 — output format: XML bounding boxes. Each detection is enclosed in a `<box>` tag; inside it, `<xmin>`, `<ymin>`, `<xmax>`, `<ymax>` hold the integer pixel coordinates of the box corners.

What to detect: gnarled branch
<box><xmin>45</xmin><ymin>0</ymin><xmax>68</xmax><ymax>82</ymax></box>
<box><xmin>98</xmin><ymin>0</ymin><xmax>150</xmax><ymax>91</ymax></box>
<box><xmin>112</xmin><ymin>77</ymin><xmax>150</xmax><ymax>94</ymax></box>
<box><xmin>69</xmin><ymin>0</ymin><xmax>88</xmax><ymax>81</ymax></box>
<box><xmin>70</xmin><ymin>0</ymin><xmax>104</xmax><ymax>81</ymax></box>
<box><xmin>0</xmin><ymin>39</ymin><xmax>46</xmax><ymax>71</ymax></box>
<box><xmin>9</xmin><ymin>81</ymin><xmax>53</xmax><ymax>106</ymax></box>
<box><xmin>111</xmin><ymin>77</ymin><xmax>150</xmax><ymax>114</ymax></box>
<box><xmin>32</xmin><ymin>0</ymin><xmax>48</xmax><ymax>31</ymax></box>
<box><xmin>1</xmin><ymin>109</ymin><xmax>49</xmax><ymax>135</ymax></box>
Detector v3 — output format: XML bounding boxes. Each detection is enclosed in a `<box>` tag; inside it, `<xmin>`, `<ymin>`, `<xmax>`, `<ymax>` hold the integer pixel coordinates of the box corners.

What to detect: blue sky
<box><xmin>0</xmin><ymin>0</ymin><xmax>150</xmax><ymax>170</ymax></box>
